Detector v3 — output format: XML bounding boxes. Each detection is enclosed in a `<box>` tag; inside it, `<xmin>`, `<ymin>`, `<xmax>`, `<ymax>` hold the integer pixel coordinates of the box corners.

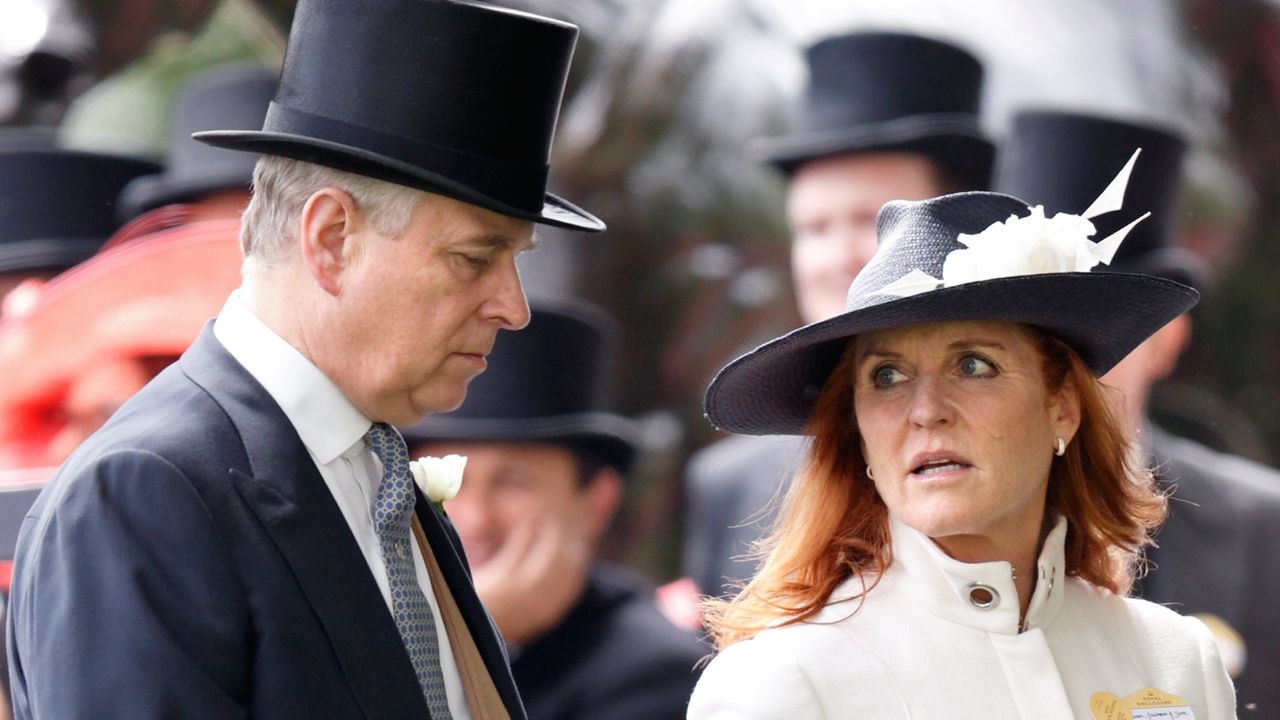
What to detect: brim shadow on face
<box><xmin>704</xmin><ymin>271</ymin><xmax>1198</xmax><ymax>437</ymax></box>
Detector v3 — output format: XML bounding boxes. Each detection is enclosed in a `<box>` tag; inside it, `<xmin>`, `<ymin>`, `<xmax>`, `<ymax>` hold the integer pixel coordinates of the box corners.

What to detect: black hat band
<box><xmin>264</xmin><ymin>104</ymin><xmax>551</xmax><ymax>212</ymax></box>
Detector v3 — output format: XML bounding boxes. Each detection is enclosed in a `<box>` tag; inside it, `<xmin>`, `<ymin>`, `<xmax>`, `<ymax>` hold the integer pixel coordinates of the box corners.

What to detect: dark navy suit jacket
<box><xmin>682</xmin><ymin>434</ymin><xmax>804</xmax><ymax>597</ymax></box>
<box><xmin>511</xmin><ymin>563</ymin><xmax>704</xmax><ymax>720</ymax></box>
<box><xmin>1138</xmin><ymin>425</ymin><xmax>1280</xmax><ymax>715</ymax></box>
<box><xmin>6</xmin><ymin>327</ymin><xmax>525</xmax><ymax>719</ymax></box>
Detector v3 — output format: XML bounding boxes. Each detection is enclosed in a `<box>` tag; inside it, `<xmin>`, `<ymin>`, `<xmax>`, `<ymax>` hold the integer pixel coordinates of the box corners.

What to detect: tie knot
<box><xmin>366</xmin><ymin>421</ymin><xmax>409</xmax><ymax>467</ymax></box>
<box><xmin>366</xmin><ymin>422</ymin><xmax>415</xmax><ymax>529</ymax></box>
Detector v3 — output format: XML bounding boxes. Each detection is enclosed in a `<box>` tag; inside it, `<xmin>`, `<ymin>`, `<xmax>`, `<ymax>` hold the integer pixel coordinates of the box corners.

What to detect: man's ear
<box><xmin>299</xmin><ymin>188</ymin><xmax>361</xmax><ymax>296</ymax></box>
<box><xmin>583</xmin><ymin>467</ymin><xmax>623</xmax><ymax>545</ymax></box>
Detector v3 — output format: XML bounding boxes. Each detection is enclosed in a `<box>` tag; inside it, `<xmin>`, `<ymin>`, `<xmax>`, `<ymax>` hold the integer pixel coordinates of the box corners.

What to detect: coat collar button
<box><xmin>966</xmin><ymin>582</ymin><xmax>1000</xmax><ymax>609</ymax></box>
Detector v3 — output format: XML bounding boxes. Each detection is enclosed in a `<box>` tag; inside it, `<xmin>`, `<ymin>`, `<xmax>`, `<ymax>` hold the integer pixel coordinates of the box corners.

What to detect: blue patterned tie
<box><xmin>365</xmin><ymin>422</ymin><xmax>454</xmax><ymax>718</ymax></box>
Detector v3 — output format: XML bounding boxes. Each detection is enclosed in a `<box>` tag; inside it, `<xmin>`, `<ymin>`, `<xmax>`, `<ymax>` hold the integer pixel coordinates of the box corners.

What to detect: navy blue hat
<box><xmin>194</xmin><ymin>0</ymin><xmax>604</xmax><ymax>233</ymax></box>
<box><xmin>118</xmin><ymin>65</ymin><xmax>276</xmax><ymax>221</ymax></box>
<box><xmin>0</xmin><ymin>148</ymin><xmax>161</xmax><ymax>274</ymax></box>
<box><xmin>995</xmin><ymin>110</ymin><xmax>1204</xmax><ymax>290</ymax></box>
<box><xmin>755</xmin><ymin>32</ymin><xmax>994</xmax><ymax>187</ymax></box>
<box><xmin>704</xmin><ymin>190</ymin><xmax>1198</xmax><ymax>436</ymax></box>
<box><xmin>400</xmin><ymin>299</ymin><xmax>640</xmax><ymax>473</ymax></box>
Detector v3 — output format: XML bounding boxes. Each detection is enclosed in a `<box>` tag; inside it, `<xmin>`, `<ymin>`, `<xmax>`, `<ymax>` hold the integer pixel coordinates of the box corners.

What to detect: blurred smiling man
<box><xmin>404</xmin><ymin>301</ymin><xmax>705</xmax><ymax>720</ymax></box>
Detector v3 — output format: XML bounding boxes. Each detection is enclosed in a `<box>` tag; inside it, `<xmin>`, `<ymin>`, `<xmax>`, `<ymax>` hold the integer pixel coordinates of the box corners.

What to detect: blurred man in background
<box><xmin>404</xmin><ymin>301</ymin><xmax>706</xmax><ymax>717</ymax></box>
<box><xmin>405</xmin><ymin>301</ymin><xmax>704</xmax><ymax>720</ymax></box>
<box><xmin>995</xmin><ymin>109</ymin><xmax>1280</xmax><ymax>715</ymax></box>
<box><xmin>683</xmin><ymin>31</ymin><xmax>995</xmax><ymax>599</ymax></box>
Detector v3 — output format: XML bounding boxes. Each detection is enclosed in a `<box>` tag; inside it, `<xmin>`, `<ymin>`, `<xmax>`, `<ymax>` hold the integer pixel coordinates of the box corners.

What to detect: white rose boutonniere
<box><xmin>880</xmin><ymin>148</ymin><xmax>1151</xmax><ymax>299</ymax></box>
<box><xmin>409</xmin><ymin>455</ymin><xmax>466</xmax><ymax>513</ymax></box>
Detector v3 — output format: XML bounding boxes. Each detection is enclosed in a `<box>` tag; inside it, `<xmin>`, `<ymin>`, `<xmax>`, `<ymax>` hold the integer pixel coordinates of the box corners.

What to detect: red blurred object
<box><xmin>0</xmin><ymin>219</ymin><xmax>243</xmax><ymax>468</ymax></box>
<box><xmin>655</xmin><ymin>576</ymin><xmax>705</xmax><ymax>632</ymax></box>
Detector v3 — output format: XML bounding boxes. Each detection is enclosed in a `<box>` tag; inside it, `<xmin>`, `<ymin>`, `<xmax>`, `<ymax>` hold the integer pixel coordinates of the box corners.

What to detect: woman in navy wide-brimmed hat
<box><xmin>688</xmin><ymin>152</ymin><xmax>1237</xmax><ymax>718</ymax></box>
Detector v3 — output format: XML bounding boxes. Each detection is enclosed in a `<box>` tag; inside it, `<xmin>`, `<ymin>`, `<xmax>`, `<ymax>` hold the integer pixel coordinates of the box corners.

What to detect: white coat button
<box><xmin>967</xmin><ymin>582</ymin><xmax>1000</xmax><ymax>609</ymax></box>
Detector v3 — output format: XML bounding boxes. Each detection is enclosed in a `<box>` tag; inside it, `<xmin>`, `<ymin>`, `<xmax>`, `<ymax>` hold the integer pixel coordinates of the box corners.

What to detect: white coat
<box><xmin>688</xmin><ymin>515</ymin><xmax>1236</xmax><ymax>719</ymax></box>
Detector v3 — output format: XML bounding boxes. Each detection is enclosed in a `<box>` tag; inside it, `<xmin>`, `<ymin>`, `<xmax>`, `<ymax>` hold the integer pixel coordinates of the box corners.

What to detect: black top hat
<box><xmin>400</xmin><ymin>299</ymin><xmax>640</xmax><ymax>473</ymax></box>
<box><xmin>754</xmin><ymin>32</ymin><xmax>994</xmax><ymax>186</ymax></box>
<box><xmin>995</xmin><ymin>110</ymin><xmax>1204</xmax><ymax>290</ymax></box>
<box><xmin>704</xmin><ymin>190</ymin><xmax>1198</xmax><ymax>436</ymax></box>
<box><xmin>194</xmin><ymin>0</ymin><xmax>603</xmax><ymax>233</ymax></box>
<box><xmin>0</xmin><ymin>148</ymin><xmax>161</xmax><ymax>275</ymax></box>
<box><xmin>118</xmin><ymin>65</ymin><xmax>277</xmax><ymax>221</ymax></box>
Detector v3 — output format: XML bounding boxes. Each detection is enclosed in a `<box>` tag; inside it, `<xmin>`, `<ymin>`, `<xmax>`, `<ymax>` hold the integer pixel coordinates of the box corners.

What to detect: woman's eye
<box><xmin>872</xmin><ymin>366</ymin><xmax>904</xmax><ymax>388</ymax></box>
<box><xmin>959</xmin><ymin>355</ymin><xmax>996</xmax><ymax>377</ymax></box>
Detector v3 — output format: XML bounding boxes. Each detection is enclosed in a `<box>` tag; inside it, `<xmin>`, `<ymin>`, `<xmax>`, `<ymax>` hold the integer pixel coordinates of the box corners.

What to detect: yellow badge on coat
<box><xmin>1089</xmin><ymin>688</ymin><xmax>1194</xmax><ymax>719</ymax></box>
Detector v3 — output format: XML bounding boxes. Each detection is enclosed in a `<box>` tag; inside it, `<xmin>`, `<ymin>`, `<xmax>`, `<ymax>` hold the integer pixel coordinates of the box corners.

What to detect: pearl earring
<box><xmin>1054</xmin><ymin>436</ymin><xmax>1066</xmax><ymax>457</ymax></box>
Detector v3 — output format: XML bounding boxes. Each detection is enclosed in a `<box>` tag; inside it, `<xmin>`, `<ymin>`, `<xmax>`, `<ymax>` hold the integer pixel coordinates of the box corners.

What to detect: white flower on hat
<box><xmin>409</xmin><ymin>454</ymin><xmax>467</xmax><ymax>512</ymax></box>
<box><xmin>880</xmin><ymin>148</ymin><xmax>1151</xmax><ymax>298</ymax></box>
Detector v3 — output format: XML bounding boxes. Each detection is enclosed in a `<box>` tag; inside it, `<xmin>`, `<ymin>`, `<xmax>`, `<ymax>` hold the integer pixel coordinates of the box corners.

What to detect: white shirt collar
<box><xmin>213</xmin><ymin>291</ymin><xmax>371</xmax><ymax>464</ymax></box>
<box><xmin>868</xmin><ymin>513</ymin><xmax>1069</xmax><ymax>635</ymax></box>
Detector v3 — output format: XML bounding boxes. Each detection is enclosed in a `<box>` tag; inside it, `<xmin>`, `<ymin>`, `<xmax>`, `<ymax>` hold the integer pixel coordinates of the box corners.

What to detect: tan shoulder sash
<box><xmin>412</xmin><ymin>515</ymin><xmax>512</xmax><ymax>720</ymax></box>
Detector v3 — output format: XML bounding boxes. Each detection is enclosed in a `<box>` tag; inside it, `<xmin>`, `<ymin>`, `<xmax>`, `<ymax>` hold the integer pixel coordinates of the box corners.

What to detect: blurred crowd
<box><xmin>1</xmin><ymin>0</ymin><xmax>1278</xmax><ymax>718</ymax></box>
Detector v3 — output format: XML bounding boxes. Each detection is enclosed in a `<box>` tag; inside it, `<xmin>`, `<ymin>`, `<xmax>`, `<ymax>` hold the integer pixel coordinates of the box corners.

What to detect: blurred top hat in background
<box><xmin>754</xmin><ymin>31</ymin><xmax>994</xmax><ymax>187</ymax></box>
<box><xmin>994</xmin><ymin>110</ymin><xmax>1205</xmax><ymax>291</ymax></box>
<box><xmin>400</xmin><ymin>298</ymin><xmax>640</xmax><ymax>474</ymax></box>
<box><xmin>0</xmin><ymin>147</ymin><xmax>160</xmax><ymax>276</ymax></box>
<box><xmin>118</xmin><ymin>65</ymin><xmax>276</xmax><ymax>221</ymax></box>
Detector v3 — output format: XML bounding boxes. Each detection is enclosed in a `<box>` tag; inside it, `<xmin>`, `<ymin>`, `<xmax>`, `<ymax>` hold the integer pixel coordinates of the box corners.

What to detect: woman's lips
<box><xmin>907</xmin><ymin>451</ymin><xmax>973</xmax><ymax>479</ymax></box>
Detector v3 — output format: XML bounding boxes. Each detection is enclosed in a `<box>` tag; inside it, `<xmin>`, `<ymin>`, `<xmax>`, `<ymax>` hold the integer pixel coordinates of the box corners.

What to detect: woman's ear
<box><xmin>1050</xmin><ymin>375</ymin><xmax>1083</xmax><ymax>446</ymax></box>
<box><xmin>299</xmin><ymin>187</ymin><xmax>362</xmax><ymax>296</ymax></box>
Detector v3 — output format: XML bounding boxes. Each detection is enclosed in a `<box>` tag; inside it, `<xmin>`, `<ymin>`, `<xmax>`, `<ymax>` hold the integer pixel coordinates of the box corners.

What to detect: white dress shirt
<box><xmin>689</xmin><ymin>513</ymin><xmax>1236</xmax><ymax>719</ymax></box>
<box><xmin>214</xmin><ymin>291</ymin><xmax>471</xmax><ymax>719</ymax></box>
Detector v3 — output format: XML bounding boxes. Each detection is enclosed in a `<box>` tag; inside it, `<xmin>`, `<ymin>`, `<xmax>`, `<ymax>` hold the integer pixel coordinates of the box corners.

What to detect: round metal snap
<box><xmin>966</xmin><ymin>582</ymin><xmax>1000</xmax><ymax>609</ymax></box>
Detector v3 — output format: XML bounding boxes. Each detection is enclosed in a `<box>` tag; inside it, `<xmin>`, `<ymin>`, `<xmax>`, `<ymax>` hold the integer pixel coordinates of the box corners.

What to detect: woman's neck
<box><xmin>931</xmin><ymin>517</ymin><xmax>1049</xmax><ymax>623</ymax></box>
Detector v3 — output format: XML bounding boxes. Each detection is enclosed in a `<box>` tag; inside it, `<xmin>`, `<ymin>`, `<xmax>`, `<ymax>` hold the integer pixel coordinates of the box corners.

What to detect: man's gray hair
<box><xmin>240</xmin><ymin>155</ymin><xmax>427</xmax><ymax>265</ymax></box>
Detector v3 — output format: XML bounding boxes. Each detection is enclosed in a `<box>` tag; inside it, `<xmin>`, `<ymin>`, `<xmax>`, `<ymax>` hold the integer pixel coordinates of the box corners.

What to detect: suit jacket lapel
<box><xmin>415</xmin><ymin>497</ymin><xmax>526</xmax><ymax>718</ymax></box>
<box><xmin>179</xmin><ymin>327</ymin><xmax>428</xmax><ymax>718</ymax></box>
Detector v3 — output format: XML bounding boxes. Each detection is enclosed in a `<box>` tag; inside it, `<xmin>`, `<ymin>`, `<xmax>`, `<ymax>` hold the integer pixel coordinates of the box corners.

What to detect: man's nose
<box><xmin>488</xmin><ymin>260</ymin><xmax>531</xmax><ymax>330</ymax></box>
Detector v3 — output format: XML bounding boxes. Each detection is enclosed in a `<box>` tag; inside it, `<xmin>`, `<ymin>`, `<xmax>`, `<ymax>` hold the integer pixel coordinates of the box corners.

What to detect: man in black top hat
<box><xmin>995</xmin><ymin>109</ymin><xmax>1280</xmax><ymax>714</ymax></box>
<box><xmin>0</xmin><ymin>145</ymin><xmax>158</xmax><ymax>316</ymax></box>
<box><xmin>8</xmin><ymin>1</ymin><xmax>602</xmax><ymax>718</ymax></box>
<box><xmin>683</xmin><ymin>31</ymin><xmax>995</xmax><ymax>599</ymax></box>
<box><xmin>401</xmin><ymin>300</ymin><xmax>704</xmax><ymax>720</ymax></box>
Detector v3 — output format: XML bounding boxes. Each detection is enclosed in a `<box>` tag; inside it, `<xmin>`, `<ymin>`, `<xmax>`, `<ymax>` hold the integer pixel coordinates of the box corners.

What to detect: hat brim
<box><xmin>400</xmin><ymin>412</ymin><xmax>640</xmax><ymax>474</ymax></box>
<box><xmin>705</xmin><ymin>272</ymin><xmax>1198</xmax><ymax>436</ymax></box>
<box><xmin>754</xmin><ymin>114</ymin><xmax>994</xmax><ymax>184</ymax></box>
<box><xmin>0</xmin><ymin>238</ymin><xmax>105</xmax><ymax>275</ymax></box>
<box><xmin>192</xmin><ymin>130</ymin><xmax>606</xmax><ymax>233</ymax></box>
<box><xmin>118</xmin><ymin>167</ymin><xmax>255</xmax><ymax>221</ymax></box>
